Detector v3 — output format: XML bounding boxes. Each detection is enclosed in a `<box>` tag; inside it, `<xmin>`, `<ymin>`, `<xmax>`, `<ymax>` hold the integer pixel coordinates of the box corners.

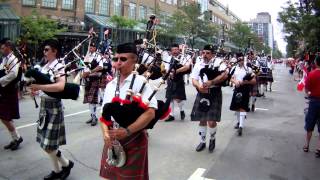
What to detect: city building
<box><xmin>246</xmin><ymin>12</ymin><xmax>274</xmax><ymax>50</ymax></box>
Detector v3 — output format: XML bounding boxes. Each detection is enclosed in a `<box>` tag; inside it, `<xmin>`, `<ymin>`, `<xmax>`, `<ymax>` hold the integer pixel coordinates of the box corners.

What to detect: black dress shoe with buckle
<box><xmin>180</xmin><ymin>111</ymin><xmax>185</xmax><ymax>120</ymax></box>
<box><xmin>86</xmin><ymin>118</ymin><xmax>92</xmax><ymax>124</ymax></box>
<box><xmin>209</xmin><ymin>139</ymin><xmax>215</xmax><ymax>153</ymax></box>
<box><xmin>234</xmin><ymin>122</ymin><xmax>239</xmax><ymax>129</ymax></box>
<box><xmin>4</xmin><ymin>141</ymin><xmax>15</xmax><ymax>150</ymax></box>
<box><xmin>61</xmin><ymin>160</ymin><xmax>74</xmax><ymax>180</ymax></box>
<box><xmin>196</xmin><ymin>143</ymin><xmax>206</xmax><ymax>152</ymax></box>
<box><xmin>165</xmin><ymin>115</ymin><xmax>175</xmax><ymax>122</ymax></box>
<box><xmin>44</xmin><ymin>171</ymin><xmax>62</xmax><ymax>180</ymax></box>
<box><xmin>10</xmin><ymin>137</ymin><xmax>23</xmax><ymax>151</ymax></box>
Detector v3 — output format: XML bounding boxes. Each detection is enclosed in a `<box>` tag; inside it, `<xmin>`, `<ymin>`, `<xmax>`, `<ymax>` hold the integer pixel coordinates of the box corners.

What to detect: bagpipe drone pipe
<box><xmin>100</xmin><ymin>66</ymin><xmax>174</xmax><ymax>129</ymax></box>
<box><xmin>24</xmin><ymin>66</ymin><xmax>82</xmax><ymax>100</ymax></box>
<box><xmin>136</xmin><ymin>48</ymin><xmax>163</xmax><ymax>80</ymax></box>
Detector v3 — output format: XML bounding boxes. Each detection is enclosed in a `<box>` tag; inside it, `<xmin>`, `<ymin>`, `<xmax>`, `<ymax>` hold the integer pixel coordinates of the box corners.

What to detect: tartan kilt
<box><xmin>100</xmin><ymin>131</ymin><xmax>149</xmax><ymax>180</ymax></box>
<box><xmin>99</xmin><ymin>75</ymin><xmax>110</xmax><ymax>89</ymax></box>
<box><xmin>257</xmin><ymin>73</ymin><xmax>268</xmax><ymax>84</ymax></box>
<box><xmin>0</xmin><ymin>84</ymin><xmax>20</xmax><ymax>120</ymax></box>
<box><xmin>165</xmin><ymin>79</ymin><xmax>186</xmax><ymax>100</ymax></box>
<box><xmin>230</xmin><ymin>85</ymin><xmax>251</xmax><ymax>112</ymax></box>
<box><xmin>266</xmin><ymin>70</ymin><xmax>274</xmax><ymax>82</ymax></box>
<box><xmin>191</xmin><ymin>87</ymin><xmax>222</xmax><ymax>122</ymax></box>
<box><xmin>36</xmin><ymin>97</ymin><xmax>66</xmax><ymax>151</ymax></box>
<box><xmin>83</xmin><ymin>78</ymin><xmax>100</xmax><ymax>104</ymax></box>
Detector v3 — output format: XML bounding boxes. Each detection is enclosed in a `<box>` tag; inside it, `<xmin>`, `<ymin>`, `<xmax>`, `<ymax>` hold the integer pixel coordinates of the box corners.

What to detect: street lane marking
<box><xmin>188</xmin><ymin>168</ymin><xmax>215</xmax><ymax>180</ymax></box>
<box><xmin>255</xmin><ymin>108</ymin><xmax>269</xmax><ymax>111</ymax></box>
<box><xmin>17</xmin><ymin>109</ymin><xmax>96</xmax><ymax>130</ymax></box>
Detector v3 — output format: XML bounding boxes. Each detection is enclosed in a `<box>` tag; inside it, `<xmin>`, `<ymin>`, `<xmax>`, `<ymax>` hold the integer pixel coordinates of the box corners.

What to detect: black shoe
<box><xmin>61</xmin><ymin>160</ymin><xmax>74</xmax><ymax>180</ymax></box>
<box><xmin>86</xmin><ymin>118</ymin><xmax>92</xmax><ymax>124</ymax></box>
<box><xmin>234</xmin><ymin>122</ymin><xmax>239</xmax><ymax>129</ymax></box>
<box><xmin>251</xmin><ymin>104</ymin><xmax>255</xmax><ymax>112</ymax></box>
<box><xmin>238</xmin><ymin>127</ymin><xmax>243</xmax><ymax>136</ymax></box>
<box><xmin>44</xmin><ymin>171</ymin><xmax>62</xmax><ymax>180</ymax></box>
<box><xmin>4</xmin><ymin>141</ymin><xmax>15</xmax><ymax>150</ymax></box>
<box><xmin>10</xmin><ymin>137</ymin><xmax>23</xmax><ymax>151</ymax></box>
<box><xmin>180</xmin><ymin>111</ymin><xmax>185</xmax><ymax>120</ymax></box>
<box><xmin>91</xmin><ymin>118</ymin><xmax>97</xmax><ymax>126</ymax></box>
<box><xmin>165</xmin><ymin>115</ymin><xmax>175</xmax><ymax>122</ymax></box>
<box><xmin>196</xmin><ymin>143</ymin><xmax>206</xmax><ymax>152</ymax></box>
<box><xmin>269</xmin><ymin>88</ymin><xmax>272</xmax><ymax>92</ymax></box>
<box><xmin>209</xmin><ymin>139</ymin><xmax>215</xmax><ymax>153</ymax></box>
<box><xmin>99</xmin><ymin>99</ymin><xmax>103</xmax><ymax>106</ymax></box>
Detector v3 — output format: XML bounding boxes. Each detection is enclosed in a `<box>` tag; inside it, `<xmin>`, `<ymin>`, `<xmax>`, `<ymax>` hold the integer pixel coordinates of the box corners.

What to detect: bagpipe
<box><xmin>24</xmin><ymin>33</ymin><xmax>95</xmax><ymax>102</ymax></box>
<box><xmin>199</xmin><ymin>58</ymin><xmax>229</xmax><ymax>87</ymax></box>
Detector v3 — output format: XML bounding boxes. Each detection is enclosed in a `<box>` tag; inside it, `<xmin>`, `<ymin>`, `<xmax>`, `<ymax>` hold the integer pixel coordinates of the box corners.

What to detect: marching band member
<box><xmin>230</xmin><ymin>53</ymin><xmax>256</xmax><ymax>136</ymax></box>
<box><xmin>267</xmin><ymin>55</ymin><xmax>274</xmax><ymax>92</ymax></box>
<box><xmin>190</xmin><ymin>45</ymin><xmax>228</xmax><ymax>153</ymax></box>
<box><xmin>165</xmin><ymin>44</ymin><xmax>190</xmax><ymax>122</ymax></box>
<box><xmin>30</xmin><ymin>40</ymin><xmax>74</xmax><ymax>180</ymax></box>
<box><xmin>247</xmin><ymin>52</ymin><xmax>259</xmax><ymax>112</ymax></box>
<box><xmin>99</xmin><ymin>51</ymin><xmax>113</xmax><ymax>105</ymax></box>
<box><xmin>0</xmin><ymin>38</ymin><xmax>23</xmax><ymax>151</ymax></box>
<box><xmin>82</xmin><ymin>42</ymin><xmax>103</xmax><ymax>126</ymax></box>
<box><xmin>100</xmin><ymin>43</ymin><xmax>157</xmax><ymax>180</ymax></box>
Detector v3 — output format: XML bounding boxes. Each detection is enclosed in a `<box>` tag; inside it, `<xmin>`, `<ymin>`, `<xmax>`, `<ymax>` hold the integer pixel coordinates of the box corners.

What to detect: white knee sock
<box><xmin>239</xmin><ymin>112</ymin><xmax>246</xmax><ymax>128</ymax></box>
<box><xmin>48</xmin><ymin>150</ymin><xmax>61</xmax><ymax>173</ymax></box>
<box><xmin>199</xmin><ymin>126</ymin><xmax>207</xmax><ymax>143</ymax></box>
<box><xmin>177</xmin><ymin>101</ymin><xmax>184</xmax><ymax>112</ymax></box>
<box><xmin>251</xmin><ymin>96</ymin><xmax>256</xmax><ymax>105</ymax></box>
<box><xmin>99</xmin><ymin>89</ymin><xmax>104</xmax><ymax>101</ymax></box>
<box><xmin>56</xmin><ymin>150</ymin><xmax>70</xmax><ymax>167</ymax></box>
<box><xmin>9</xmin><ymin>129</ymin><xmax>21</xmax><ymax>141</ymax></box>
<box><xmin>89</xmin><ymin>104</ymin><xmax>97</xmax><ymax>118</ymax></box>
<box><xmin>170</xmin><ymin>101</ymin><xmax>175</xmax><ymax>116</ymax></box>
<box><xmin>208</xmin><ymin>126</ymin><xmax>217</xmax><ymax>140</ymax></box>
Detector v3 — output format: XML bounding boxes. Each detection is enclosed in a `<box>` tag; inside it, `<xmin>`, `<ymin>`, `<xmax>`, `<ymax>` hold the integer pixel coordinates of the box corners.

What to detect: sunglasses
<box><xmin>43</xmin><ymin>48</ymin><xmax>50</xmax><ymax>52</ymax></box>
<box><xmin>112</xmin><ymin>57</ymin><xmax>128</xmax><ymax>62</ymax></box>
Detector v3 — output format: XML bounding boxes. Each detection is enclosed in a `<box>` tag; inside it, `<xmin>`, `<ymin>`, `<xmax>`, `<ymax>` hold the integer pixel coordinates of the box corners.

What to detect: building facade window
<box><xmin>139</xmin><ymin>5</ymin><xmax>146</xmax><ymax>20</ymax></box>
<box><xmin>22</xmin><ymin>0</ymin><xmax>36</xmax><ymax>6</ymax></box>
<box><xmin>99</xmin><ymin>0</ymin><xmax>109</xmax><ymax>15</ymax></box>
<box><xmin>129</xmin><ymin>3</ymin><xmax>136</xmax><ymax>19</ymax></box>
<box><xmin>197</xmin><ymin>0</ymin><xmax>208</xmax><ymax>12</ymax></box>
<box><xmin>42</xmin><ymin>0</ymin><xmax>57</xmax><ymax>8</ymax></box>
<box><xmin>62</xmin><ymin>0</ymin><xmax>74</xmax><ymax>10</ymax></box>
<box><xmin>85</xmin><ymin>0</ymin><xmax>95</xmax><ymax>13</ymax></box>
<box><xmin>114</xmin><ymin>0</ymin><xmax>122</xmax><ymax>16</ymax></box>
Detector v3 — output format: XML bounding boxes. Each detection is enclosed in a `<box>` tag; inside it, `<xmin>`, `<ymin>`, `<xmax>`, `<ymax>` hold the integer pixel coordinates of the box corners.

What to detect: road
<box><xmin>0</xmin><ymin>64</ymin><xmax>319</xmax><ymax>180</ymax></box>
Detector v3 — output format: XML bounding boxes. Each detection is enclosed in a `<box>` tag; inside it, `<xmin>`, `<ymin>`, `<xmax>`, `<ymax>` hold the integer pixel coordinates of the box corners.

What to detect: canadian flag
<box><xmin>297</xmin><ymin>66</ymin><xmax>308</xmax><ymax>92</ymax></box>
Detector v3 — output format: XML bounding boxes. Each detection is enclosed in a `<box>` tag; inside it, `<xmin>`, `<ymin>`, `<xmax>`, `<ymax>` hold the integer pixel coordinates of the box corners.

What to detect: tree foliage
<box><xmin>166</xmin><ymin>3</ymin><xmax>218</xmax><ymax>48</ymax></box>
<box><xmin>278</xmin><ymin>1</ymin><xmax>320</xmax><ymax>57</ymax></box>
<box><xmin>110</xmin><ymin>15</ymin><xmax>138</xmax><ymax>29</ymax></box>
<box><xmin>227</xmin><ymin>22</ymin><xmax>272</xmax><ymax>54</ymax></box>
<box><xmin>19</xmin><ymin>10</ymin><xmax>66</xmax><ymax>57</ymax></box>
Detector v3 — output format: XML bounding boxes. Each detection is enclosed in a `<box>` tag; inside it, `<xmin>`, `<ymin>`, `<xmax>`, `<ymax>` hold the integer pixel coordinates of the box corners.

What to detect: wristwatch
<box><xmin>125</xmin><ymin>128</ymin><xmax>132</xmax><ymax>137</ymax></box>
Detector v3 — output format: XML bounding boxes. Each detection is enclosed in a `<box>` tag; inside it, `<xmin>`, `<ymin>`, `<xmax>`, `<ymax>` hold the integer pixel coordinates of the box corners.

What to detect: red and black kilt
<box><xmin>100</xmin><ymin>131</ymin><xmax>149</xmax><ymax>180</ymax></box>
<box><xmin>83</xmin><ymin>77</ymin><xmax>100</xmax><ymax>104</ymax></box>
<box><xmin>0</xmin><ymin>84</ymin><xmax>20</xmax><ymax>120</ymax></box>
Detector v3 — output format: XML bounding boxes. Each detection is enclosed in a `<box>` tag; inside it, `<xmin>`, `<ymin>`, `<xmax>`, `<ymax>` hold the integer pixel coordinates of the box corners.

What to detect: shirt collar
<box><xmin>111</xmin><ymin>73</ymin><xmax>134</xmax><ymax>84</ymax></box>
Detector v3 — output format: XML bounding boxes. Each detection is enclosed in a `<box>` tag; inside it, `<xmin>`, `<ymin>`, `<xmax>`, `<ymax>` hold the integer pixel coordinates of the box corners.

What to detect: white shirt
<box><xmin>0</xmin><ymin>52</ymin><xmax>20</xmax><ymax>87</ymax></box>
<box><xmin>84</xmin><ymin>52</ymin><xmax>103</xmax><ymax>73</ymax></box>
<box><xmin>191</xmin><ymin>57</ymin><xmax>227</xmax><ymax>82</ymax></box>
<box><xmin>232</xmin><ymin>65</ymin><xmax>253</xmax><ymax>81</ymax></box>
<box><xmin>102</xmin><ymin>73</ymin><xmax>158</xmax><ymax>110</ymax></box>
<box><xmin>39</xmin><ymin>59</ymin><xmax>64</xmax><ymax>98</ymax></box>
<box><xmin>164</xmin><ymin>54</ymin><xmax>192</xmax><ymax>72</ymax></box>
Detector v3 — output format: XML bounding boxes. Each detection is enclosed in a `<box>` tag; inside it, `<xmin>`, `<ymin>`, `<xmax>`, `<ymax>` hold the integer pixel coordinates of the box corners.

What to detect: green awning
<box><xmin>85</xmin><ymin>14</ymin><xmax>114</xmax><ymax>27</ymax></box>
<box><xmin>0</xmin><ymin>4</ymin><xmax>19</xmax><ymax>21</ymax></box>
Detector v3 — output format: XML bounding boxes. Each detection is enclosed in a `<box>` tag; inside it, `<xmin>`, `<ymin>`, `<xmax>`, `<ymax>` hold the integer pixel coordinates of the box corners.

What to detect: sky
<box><xmin>218</xmin><ymin>0</ymin><xmax>299</xmax><ymax>54</ymax></box>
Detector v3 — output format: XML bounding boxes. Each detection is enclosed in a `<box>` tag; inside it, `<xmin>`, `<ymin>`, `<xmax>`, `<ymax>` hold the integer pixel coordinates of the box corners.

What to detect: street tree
<box><xmin>110</xmin><ymin>15</ymin><xmax>138</xmax><ymax>29</ymax></box>
<box><xmin>20</xmin><ymin>10</ymin><xmax>66</xmax><ymax>58</ymax></box>
<box><xmin>278</xmin><ymin>1</ymin><xmax>320</xmax><ymax>57</ymax></box>
<box><xmin>166</xmin><ymin>3</ymin><xmax>218</xmax><ymax>48</ymax></box>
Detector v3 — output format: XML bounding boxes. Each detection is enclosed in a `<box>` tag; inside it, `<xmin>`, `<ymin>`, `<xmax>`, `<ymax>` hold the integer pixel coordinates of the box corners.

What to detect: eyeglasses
<box><xmin>43</xmin><ymin>48</ymin><xmax>50</xmax><ymax>52</ymax></box>
<box><xmin>112</xmin><ymin>57</ymin><xmax>128</xmax><ymax>62</ymax></box>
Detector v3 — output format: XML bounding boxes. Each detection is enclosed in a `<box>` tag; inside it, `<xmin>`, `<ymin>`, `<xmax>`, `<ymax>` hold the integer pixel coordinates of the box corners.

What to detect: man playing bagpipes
<box><xmin>190</xmin><ymin>44</ymin><xmax>228</xmax><ymax>153</ymax></box>
<box><xmin>246</xmin><ymin>51</ymin><xmax>260</xmax><ymax>112</ymax></box>
<box><xmin>30</xmin><ymin>40</ymin><xmax>74</xmax><ymax>180</ymax></box>
<box><xmin>0</xmin><ymin>38</ymin><xmax>23</xmax><ymax>151</ymax></box>
<box><xmin>229</xmin><ymin>53</ymin><xmax>256</xmax><ymax>136</ymax></box>
<box><xmin>99</xmin><ymin>50</ymin><xmax>113</xmax><ymax>106</ymax></box>
<box><xmin>99</xmin><ymin>43</ymin><xmax>157</xmax><ymax>180</ymax></box>
<box><xmin>82</xmin><ymin>42</ymin><xmax>103</xmax><ymax>126</ymax></box>
<box><xmin>266</xmin><ymin>55</ymin><xmax>274</xmax><ymax>92</ymax></box>
<box><xmin>165</xmin><ymin>43</ymin><xmax>191</xmax><ymax>122</ymax></box>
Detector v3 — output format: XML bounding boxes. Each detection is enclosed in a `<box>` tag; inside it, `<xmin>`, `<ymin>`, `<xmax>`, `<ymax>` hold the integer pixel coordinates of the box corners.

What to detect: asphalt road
<box><xmin>0</xmin><ymin>64</ymin><xmax>319</xmax><ymax>180</ymax></box>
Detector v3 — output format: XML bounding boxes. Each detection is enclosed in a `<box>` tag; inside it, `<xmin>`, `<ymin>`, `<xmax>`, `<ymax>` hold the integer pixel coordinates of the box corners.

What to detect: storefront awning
<box><xmin>0</xmin><ymin>4</ymin><xmax>19</xmax><ymax>21</ymax></box>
